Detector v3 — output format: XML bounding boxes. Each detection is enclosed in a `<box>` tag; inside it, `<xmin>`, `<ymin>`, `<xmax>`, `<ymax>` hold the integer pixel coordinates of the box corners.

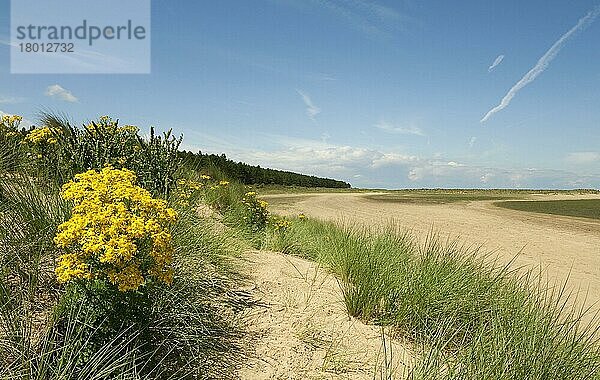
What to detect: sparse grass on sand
<box><xmin>496</xmin><ymin>199</ymin><xmax>600</xmax><ymax>220</ymax></box>
<box><xmin>264</xmin><ymin>217</ymin><xmax>600</xmax><ymax>379</ymax></box>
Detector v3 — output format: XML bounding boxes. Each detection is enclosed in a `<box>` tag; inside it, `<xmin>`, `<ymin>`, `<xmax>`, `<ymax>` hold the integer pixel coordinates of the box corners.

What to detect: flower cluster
<box><xmin>54</xmin><ymin>166</ymin><xmax>177</xmax><ymax>292</ymax></box>
<box><xmin>24</xmin><ymin>126</ymin><xmax>58</xmax><ymax>145</ymax></box>
<box><xmin>1</xmin><ymin>114</ymin><xmax>23</xmax><ymax>139</ymax></box>
<box><xmin>241</xmin><ymin>191</ymin><xmax>269</xmax><ymax>230</ymax></box>
<box><xmin>1</xmin><ymin>114</ymin><xmax>22</xmax><ymax>128</ymax></box>
<box><xmin>298</xmin><ymin>213</ymin><xmax>307</xmax><ymax>220</ymax></box>
<box><xmin>84</xmin><ymin>116</ymin><xmax>139</xmax><ymax>136</ymax></box>
<box><xmin>271</xmin><ymin>217</ymin><xmax>291</xmax><ymax>233</ymax></box>
<box><xmin>175</xmin><ymin>178</ymin><xmax>204</xmax><ymax>207</ymax></box>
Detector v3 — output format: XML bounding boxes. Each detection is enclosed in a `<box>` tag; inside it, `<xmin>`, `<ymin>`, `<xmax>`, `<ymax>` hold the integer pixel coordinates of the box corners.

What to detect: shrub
<box><xmin>0</xmin><ymin>114</ymin><xmax>23</xmax><ymax>139</ymax></box>
<box><xmin>54</xmin><ymin>166</ymin><xmax>177</xmax><ymax>292</ymax></box>
<box><xmin>36</xmin><ymin>113</ymin><xmax>182</xmax><ymax>196</ymax></box>
<box><xmin>0</xmin><ymin>114</ymin><xmax>26</xmax><ymax>174</ymax></box>
<box><xmin>240</xmin><ymin>191</ymin><xmax>269</xmax><ymax>231</ymax></box>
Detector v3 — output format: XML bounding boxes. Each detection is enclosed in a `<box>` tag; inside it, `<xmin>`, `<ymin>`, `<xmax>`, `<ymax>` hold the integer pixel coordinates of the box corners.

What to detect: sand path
<box><xmin>237</xmin><ymin>250</ymin><xmax>412</xmax><ymax>379</ymax></box>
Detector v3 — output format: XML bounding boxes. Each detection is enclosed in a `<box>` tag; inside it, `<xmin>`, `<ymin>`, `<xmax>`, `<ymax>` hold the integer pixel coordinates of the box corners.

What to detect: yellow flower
<box><xmin>118</xmin><ymin>124</ymin><xmax>139</xmax><ymax>134</ymax></box>
<box><xmin>272</xmin><ymin>218</ymin><xmax>291</xmax><ymax>232</ymax></box>
<box><xmin>1</xmin><ymin>114</ymin><xmax>22</xmax><ymax>130</ymax></box>
<box><xmin>54</xmin><ymin>166</ymin><xmax>177</xmax><ymax>292</ymax></box>
<box><xmin>24</xmin><ymin>126</ymin><xmax>56</xmax><ymax>144</ymax></box>
<box><xmin>219</xmin><ymin>180</ymin><xmax>229</xmax><ymax>186</ymax></box>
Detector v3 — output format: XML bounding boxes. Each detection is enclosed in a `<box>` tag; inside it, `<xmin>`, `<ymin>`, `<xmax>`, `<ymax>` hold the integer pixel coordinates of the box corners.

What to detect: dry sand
<box><xmin>265</xmin><ymin>192</ymin><xmax>600</xmax><ymax>310</ymax></box>
<box><xmin>237</xmin><ymin>250</ymin><xmax>413</xmax><ymax>379</ymax></box>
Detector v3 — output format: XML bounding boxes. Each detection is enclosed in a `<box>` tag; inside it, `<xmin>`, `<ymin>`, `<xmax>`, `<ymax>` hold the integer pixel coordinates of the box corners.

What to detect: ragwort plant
<box><xmin>0</xmin><ymin>114</ymin><xmax>26</xmax><ymax>175</ymax></box>
<box><xmin>54</xmin><ymin>166</ymin><xmax>178</xmax><ymax>292</ymax></box>
<box><xmin>240</xmin><ymin>191</ymin><xmax>269</xmax><ymax>231</ymax></box>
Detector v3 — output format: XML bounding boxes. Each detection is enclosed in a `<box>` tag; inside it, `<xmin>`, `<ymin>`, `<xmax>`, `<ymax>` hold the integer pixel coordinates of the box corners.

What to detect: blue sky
<box><xmin>1</xmin><ymin>0</ymin><xmax>599</xmax><ymax>188</ymax></box>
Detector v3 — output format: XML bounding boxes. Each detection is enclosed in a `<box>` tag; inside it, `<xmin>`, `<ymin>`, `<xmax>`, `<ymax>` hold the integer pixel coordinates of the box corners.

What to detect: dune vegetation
<box><xmin>264</xmin><ymin>217</ymin><xmax>600</xmax><ymax>379</ymax></box>
<box><xmin>1</xmin><ymin>112</ymin><xmax>599</xmax><ymax>379</ymax></box>
<box><xmin>0</xmin><ymin>113</ymin><xmax>269</xmax><ymax>379</ymax></box>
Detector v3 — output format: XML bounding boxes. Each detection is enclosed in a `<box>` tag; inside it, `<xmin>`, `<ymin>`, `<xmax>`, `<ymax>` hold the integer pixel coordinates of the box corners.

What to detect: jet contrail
<box><xmin>488</xmin><ymin>54</ymin><xmax>505</xmax><ymax>72</ymax></box>
<box><xmin>481</xmin><ymin>6</ymin><xmax>600</xmax><ymax>123</ymax></box>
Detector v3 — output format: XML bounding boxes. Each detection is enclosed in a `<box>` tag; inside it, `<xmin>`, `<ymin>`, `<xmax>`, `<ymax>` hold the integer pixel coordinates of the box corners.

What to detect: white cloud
<box><xmin>296</xmin><ymin>90</ymin><xmax>320</xmax><ymax>121</ymax></box>
<box><xmin>469</xmin><ymin>136</ymin><xmax>477</xmax><ymax>148</ymax></box>
<box><xmin>372</xmin><ymin>152</ymin><xmax>418</xmax><ymax>168</ymax></box>
<box><xmin>481</xmin><ymin>6</ymin><xmax>600</xmax><ymax>123</ymax></box>
<box><xmin>566</xmin><ymin>152</ymin><xmax>600</xmax><ymax>164</ymax></box>
<box><xmin>45</xmin><ymin>84</ymin><xmax>78</xmax><ymax>103</ymax></box>
<box><xmin>375</xmin><ymin>120</ymin><xmax>425</xmax><ymax>136</ymax></box>
<box><xmin>488</xmin><ymin>54</ymin><xmax>504</xmax><ymax>72</ymax></box>
<box><xmin>0</xmin><ymin>95</ymin><xmax>24</xmax><ymax>104</ymax></box>
<box><xmin>480</xmin><ymin>172</ymin><xmax>494</xmax><ymax>184</ymax></box>
<box><xmin>405</xmin><ymin>163</ymin><xmax>595</xmax><ymax>189</ymax></box>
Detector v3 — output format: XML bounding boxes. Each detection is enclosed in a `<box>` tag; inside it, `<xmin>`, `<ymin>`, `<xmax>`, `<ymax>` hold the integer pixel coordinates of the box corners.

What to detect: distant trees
<box><xmin>179</xmin><ymin>150</ymin><xmax>351</xmax><ymax>188</ymax></box>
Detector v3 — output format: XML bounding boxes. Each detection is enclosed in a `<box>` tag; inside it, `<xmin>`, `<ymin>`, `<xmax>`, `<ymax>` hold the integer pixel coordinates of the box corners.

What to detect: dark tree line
<box><xmin>179</xmin><ymin>150</ymin><xmax>351</xmax><ymax>188</ymax></box>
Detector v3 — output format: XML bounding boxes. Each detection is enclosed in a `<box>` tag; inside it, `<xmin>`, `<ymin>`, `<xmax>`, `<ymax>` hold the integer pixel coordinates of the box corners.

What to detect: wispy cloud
<box><xmin>481</xmin><ymin>6</ymin><xmax>600</xmax><ymax>123</ymax></box>
<box><xmin>272</xmin><ymin>0</ymin><xmax>411</xmax><ymax>39</ymax></box>
<box><xmin>296</xmin><ymin>90</ymin><xmax>321</xmax><ymax>121</ymax></box>
<box><xmin>566</xmin><ymin>152</ymin><xmax>600</xmax><ymax>164</ymax></box>
<box><xmin>0</xmin><ymin>95</ymin><xmax>24</xmax><ymax>104</ymax></box>
<box><xmin>488</xmin><ymin>54</ymin><xmax>504</xmax><ymax>72</ymax></box>
<box><xmin>45</xmin><ymin>84</ymin><xmax>78</xmax><ymax>103</ymax></box>
<box><xmin>3</xmin><ymin>38</ymin><xmax>133</xmax><ymax>73</ymax></box>
<box><xmin>375</xmin><ymin>120</ymin><xmax>425</xmax><ymax>136</ymax></box>
<box><xmin>469</xmin><ymin>136</ymin><xmax>477</xmax><ymax>148</ymax></box>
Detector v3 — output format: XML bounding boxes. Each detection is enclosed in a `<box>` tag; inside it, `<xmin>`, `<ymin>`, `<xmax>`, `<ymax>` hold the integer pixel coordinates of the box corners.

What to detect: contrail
<box><xmin>481</xmin><ymin>6</ymin><xmax>600</xmax><ymax>123</ymax></box>
<box><xmin>488</xmin><ymin>54</ymin><xmax>504</xmax><ymax>72</ymax></box>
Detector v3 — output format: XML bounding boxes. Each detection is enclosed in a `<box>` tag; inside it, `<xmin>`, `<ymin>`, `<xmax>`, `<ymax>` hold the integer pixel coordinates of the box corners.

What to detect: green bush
<box><xmin>23</xmin><ymin>113</ymin><xmax>182</xmax><ymax>196</ymax></box>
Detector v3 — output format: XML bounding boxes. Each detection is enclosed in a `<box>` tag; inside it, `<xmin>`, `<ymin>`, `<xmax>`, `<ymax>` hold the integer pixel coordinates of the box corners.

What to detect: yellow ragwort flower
<box><xmin>24</xmin><ymin>126</ymin><xmax>55</xmax><ymax>144</ymax></box>
<box><xmin>54</xmin><ymin>166</ymin><xmax>177</xmax><ymax>292</ymax></box>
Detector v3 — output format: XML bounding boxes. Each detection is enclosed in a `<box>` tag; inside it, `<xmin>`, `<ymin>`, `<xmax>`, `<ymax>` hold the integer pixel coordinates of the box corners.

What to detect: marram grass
<box><xmin>265</xmin><ymin>217</ymin><xmax>600</xmax><ymax>379</ymax></box>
